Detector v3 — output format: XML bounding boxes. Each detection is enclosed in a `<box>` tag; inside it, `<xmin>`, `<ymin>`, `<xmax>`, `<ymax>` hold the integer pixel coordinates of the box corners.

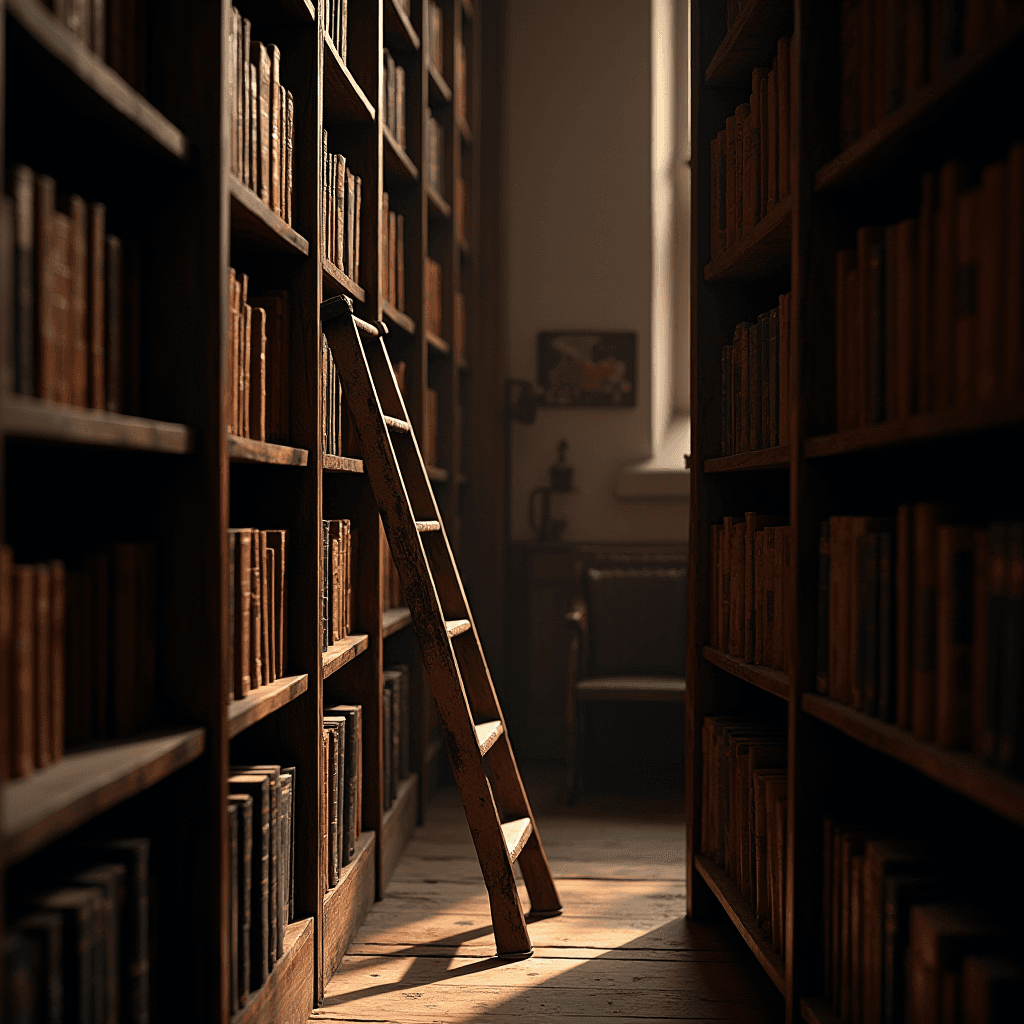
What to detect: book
<box><xmin>228</xmin><ymin>773</ymin><xmax>270</xmax><ymax>986</ymax></box>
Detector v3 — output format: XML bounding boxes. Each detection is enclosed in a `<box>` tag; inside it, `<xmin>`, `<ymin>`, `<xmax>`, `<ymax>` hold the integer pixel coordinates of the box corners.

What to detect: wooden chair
<box><xmin>564</xmin><ymin>550</ymin><xmax>687</xmax><ymax>801</ymax></box>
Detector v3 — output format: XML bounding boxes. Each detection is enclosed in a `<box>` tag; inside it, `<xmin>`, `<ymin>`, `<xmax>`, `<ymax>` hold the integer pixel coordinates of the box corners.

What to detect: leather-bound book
<box><xmin>975</xmin><ymin>162</ymin><xmax>1005</xmax><ymax>405</ymax></box>
<box><xmin>12</xmin><ymin>566</ymin><xmax>36</xmax><ymax>777</ymax></box>
<box><xmin>48</xmin><ymin>560</ymin><xmax>65</xmax><ymax>763</ymax></box>
<box><xmin>33</xmin><ymin>563</ymin><xmax>53</xmax><ymax>768</ymax></box>
<box><xmin>877</xmin><ymin>531</ymin><xmax>895</xmax><ymax>721</ymax></box>
<box><xmin>229</xmin><ymin>530</ymin><xmax>252</xmax><ymax>697</ymax></box>
<box><xmin>60</xmin><ymin>194</ymin><xmax>88</xmax><ymax>407</ymax></box>
<box><xmin>50</xmin><ymin>208</ymin><xmax>72</xmax><ymax>405</ymax></box>
<box><xmin>954</xmin><ymin>187</ymin><xmax>981</xmax><ymax>410</ymax></box>
<box><xmin>87</xmin><ymin>202</ymin><xmax>105</xmax><ymax>410</ymax></box>
<box><xmin>228</xmin><ymin>773</ymin><xmax>270</xmax><ymax>985</ymax></box>
<box><xmin>250</xmin><ymin>305</ymin><xmax>266</xmax><ymax>442</ymax></box>
<box><xmin>227</xmin><ymin>800</ymin><xmax>239</xmax><ymax>1012</ymax></box>
<box><xmin>12</xmin><ymin>166</ymin><xmax>35</xmax><ymax>395</ymax></box>
<box><xmin>227</xmin><ymin>794</ymin><xmax>252</xmax><ymax>1006</ymax></box>
<box><xmin>269</xmin><ymin>45</ymin><xmax>281</xmax><ymax>216</ymax></box>
<box><xmin>12</xmin><ymin>911</ymin><xmax>63</xmax><ymax>1023</ymax></box>
<box><xmin>233</xmin><ymin>766</ymin><xmax>282</xmax><ymax>961</ymax></box>
<box><xmin>34</xmin><ymin>175</ymin><xmax>56</xmax><ymax>401</ymax></box>
<box><xmin>893</xmin><ymin>217</ymin><xmax>917</xmax><ymax>420</ymax></box>
<box><xmin>104</xmin><ymin>234</ymin><xmax>123</xmax><ymax>413</ymax></box>
<box><xmin>278</xmin><ymin>768</ymin><xmax>294</xmax><ymax>923</ymax></box>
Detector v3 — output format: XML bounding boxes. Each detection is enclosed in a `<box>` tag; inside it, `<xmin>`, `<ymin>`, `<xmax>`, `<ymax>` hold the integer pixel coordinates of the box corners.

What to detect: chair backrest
<box><xmin>584</xmin><ymin>562</ymin><xmax>687</xmax><ymax>678</ymax></box>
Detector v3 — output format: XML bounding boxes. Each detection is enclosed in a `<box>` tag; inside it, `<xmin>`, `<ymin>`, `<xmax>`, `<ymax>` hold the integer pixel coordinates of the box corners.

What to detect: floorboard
<box><xmin>312</xmin><ymin>772</ymin><xmax>783</xmax><ymax>1022</ymax></box>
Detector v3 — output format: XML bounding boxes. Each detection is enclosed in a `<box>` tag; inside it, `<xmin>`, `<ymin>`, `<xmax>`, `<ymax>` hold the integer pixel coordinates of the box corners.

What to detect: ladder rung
<box><xmin>501</xmin><ymin>818</ymin><xmax>533</xmax><ymax>863</ymax></box>
<box><xmin>445</xmin><ymin>618</ymin><xmax>471</xmax><ymax>638</ymax></box>
<box><xmin>416</xmin><ymin>520</ymin><xmax>441</xmax><ymax>532</ymax></box>
<box><xmin>383</xmin><ymin>415</ymin><xmax>410</xmax><ymax>433</ymax></box>
<box><xmin>475</xmin><ymin>720</ymin><xmax>503</xmax><ymax>755</ymax></box>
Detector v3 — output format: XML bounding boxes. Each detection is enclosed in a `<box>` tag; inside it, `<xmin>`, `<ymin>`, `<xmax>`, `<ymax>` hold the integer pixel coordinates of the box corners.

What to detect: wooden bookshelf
<box><xmin>689</xmin><ymin>3</ymin><xmax>1024</xmax><ymax>1021</ymax></box>
<box><xmin>0</xmin><ymin>0</ymin><xmax>488</xmax><ymax>1020</ymax></box>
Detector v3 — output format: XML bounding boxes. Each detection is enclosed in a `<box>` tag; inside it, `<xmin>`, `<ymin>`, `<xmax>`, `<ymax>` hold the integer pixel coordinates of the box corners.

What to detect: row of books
<box><xmin>709</xmin><ymin>36</ymin><xmax>792</xmax><ymax>260</ymax></box>
<box><xmin>383</xmin><ymin>665</ymin><xmax>412</xmax><ymax>810</ymax></box>
<box><xmin>426</xmin><ymin>114</ymin><xmax>445</xmax><ymax>196</ymax></box>
<box><xmin>821</xmin><ymin>819</ymin><xmax>1021</xmax><ymax>1024</ymax></box>
<box><xmin>227</xmin><ymin>764</ymin><xmax>296</xmax><ymax>1012</ymax></box>
<box><xmin>426</xmin><ymin>1</ymin><xmax>445</xmax><ymax>76</ymax></box>
<box><xmin>0</xmin><ymin>543</ymin><xmax>157</xmax><ymax>782</ymax></box>
<box><xmin>43</xmin><ymin>0</ymin><xmax>147</xmax><ymax>92</ymax></box>
<box><xmin>838</xmin><ymin>0</ymin><xmax>1012</xmax><ymax>152</ymax></box>
<box><xmin>229</xmin><ymin>10</ymin><xmax>295</xmax><ymax>225</ymax></box>
<box><xmin>709</xmin><ymin>516</ymin><xmax>792</xmax><ymax>672</ymax></box>
<box><xmin>700</xmin><ymin>717</ymin><xmax>788</xmax><ymax>955</ymax></box>
<box><xmin>835</xmin><ymin>149</ymin><xmax>1024</xmax><ymax>431</ymax></box>
<box><xmin>323</xmin><ymin>704</ymin><xmax>362</xmax><ymax>889</ymax></box>
<box><xmin>322</xmin><ymin>332</ymin><xmax>358</xmax><ymax>459</ymax></box>
<box><xmin>2</xmin><ymin>837</ymin><xmax>151</xmax><ymax>1024</ymax></box>
<box><xmin>381</xmin><ymin>192</ymin><xmax>407</xmax><ymax>313</ymax></box>
<box><xmin>228</xmin><ymin>529</ymin><xmax>287</xmax><ymax>700</ymax></box>
<box><xmin>720</xmin><ymin>294</ymin><xmax>792</xmax><ymax>456</ymax></box>
<box><xmin>383</xmin><ymin>49</ymin><xmax>408</xmax><ymax>150</ymax></box>
<box><xmin>425</xmin><ymin>256</ymin><xmax>443</xmax><ymax>336</ymax></box>
<box><xmin>815</xmin><ymin>509</ymin><xmax>1024</xmax><ymax>772</ymax></box>
<box><xmin>228</xmin><ymin>269</ymin><xmax>290</xmax><ymax>443</ymax></box>
<box><xmin>322</xmin><ymin>142</ymin><xmax>363</xmax><ymax>284</ymax></box>
<box><xmin>326</xmin><ymin>0</ymin><xmax>348</xmax><ymax>61</ymax></box>
<box><xmin>10</xmin><ymin>165</ymin><xmax>141</xmax><ymax>412</ymax></box>
<box><xmin>322</xmin><ymin>520</ymin><xmax>354</xmax><ymax>652</ymax></box>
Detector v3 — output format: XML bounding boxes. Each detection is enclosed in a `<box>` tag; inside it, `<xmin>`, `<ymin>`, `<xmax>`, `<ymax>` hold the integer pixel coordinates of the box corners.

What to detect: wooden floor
<box><xmin>312</xmin><ymin>773</ymin><xmax>782</xmax><ymax>1022</ymax></box>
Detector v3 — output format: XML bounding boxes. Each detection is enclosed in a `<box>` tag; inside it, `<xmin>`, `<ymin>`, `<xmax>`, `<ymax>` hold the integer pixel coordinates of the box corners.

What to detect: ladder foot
<box><xmin>527</xmin><ymin>907</ymin><xmax>563</xmax><ymax>919</ymax></box>
<box><xmin>495</xmin><ymin>947</ymin><xmax>534</xmax><ymax>961</ymax></box>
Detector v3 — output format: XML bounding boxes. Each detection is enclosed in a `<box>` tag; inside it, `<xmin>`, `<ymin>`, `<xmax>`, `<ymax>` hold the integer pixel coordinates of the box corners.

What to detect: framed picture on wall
<box><xmin>536</xmin><ymin>331</ymin><xmax>636</xmax><ymax>407</ymax></box>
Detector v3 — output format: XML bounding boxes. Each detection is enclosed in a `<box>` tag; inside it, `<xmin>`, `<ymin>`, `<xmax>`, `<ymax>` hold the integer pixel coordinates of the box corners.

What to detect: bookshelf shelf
<box><xmin>693</xmin><ymin>855</ymin><xmax>785</xmax><ymax>994</ymax></box>
<box><xmin>703</xmin><ymin>197</ymin><xmax>790</xmax><ymax>282</ymax></box>
<box><xmin>703</xmin><ymin>647</ymin><xmax>789</xmax><ymax>700</ymax></box>
<box><xmin>383</xmin><ymin>125</ymin><xmax>419</xmax><ymax>182</ymax></box>
<box><xmin>382</xmin><ymin>606</ymin><xmax>412</xmax><ymax>638</ymax></box>
<box><xmin>804</xmin><ymin>398</ymin><xmax>1024</xmax><ymax>459</ymax></box>
<box><xmin>802</xmin><ymin>694</ymin><xmax>1024</xmax><ymax>829</ymax></box>
<box><xmin>425</xmin><ymin>329</ymin><xmax>451</xmax><ymax>355</ymax></box>
<box><xmin>323</xmin><ymin>38</ymin><xmax>376</xmax><ymax>123</ymax></box>
<box><xmin>227</xmin><ymin>674</ymin><xmax>309</xmax><ymax>738</ymax></box>
<box><xmin>321</xmin><ymin>830</ymin><xmax>376</xmax><ymax>985</ymax></box>
<box><xmin>380</xmin><ymin>772</ymin><xmax>419</xmax><ymax>891</ymax></box>
<box><xmin>800</xmin><ymin>997</ymin><xmax>840</xmax><ymax>1024</ymax></box>
<box><xmin>0</xmin><ymin>393</ymin><xmax>193</xmax><ymax>453</ymax></box>
<box><xmin>428</xmin><ymin>63</ymin><xmax>453</xmax><ymax>104</ymax></box>
<box><xmin>323</xmin><ymin>453</ymin><xmax>365</xmax><ymax>474</ymax></box>
<box><xmin>322</xmin><ymin>634</ymin><xmax>371</xmax><ymax>680</ymax></box>
<box><xmin>703</xmin><ymin>0</ymin><xmax>793</xmax><ymax>88</ymax></box>
<box><xmin>383</xmin><ymin>300</ymin><xmax>416</xmax><ymax>335</ymax></box>
<box><xmin>814</xmin><ymin>9</ymin><xmax>1024</xmax><ymax>193</ymax></box>
<box><xmin>384</xmin><ymin>0</ymin><xmax>420</xmax><ymax>51</ymax></box>
<box><xmin>229</xmin><ymin>917</ymin><xmax>314</xmax><ymax>1024</ymax></box>
<box><xmin>426</xmin><ymin>184</ymin><xmax>452</xmax><ymax>219</ymax></box>
<box><xmin>2</xmin><ymin>727</ymin><xmax>206</xmax><ymax>865</ymax></box>
<box><xmin>426</xmin><ymin>464</ymin><xmax>449</xmax><ymax>483</ymax></box>
<box><xmin>704</xmin><ymin>445</ymin><xmax>790</xmax><ymax>473</ymax></box>
<box><xmin>7</xmin><ymin>0</ymin><xmax>190</xmax><ymax>164</ymax></box>
<box><xmin>228</xmin><ymin>434</ymin><xmax>310</xmax><ymax>466</ymax></box>
<box><xmin>322</xmin><ymin>259</ymin><xmax>367</xmax><ymax>304</ymax></box>
<box><xmin>229</xmin><ymin>176</ymin><xmax>310</xmax><ymax>256</ymax></box>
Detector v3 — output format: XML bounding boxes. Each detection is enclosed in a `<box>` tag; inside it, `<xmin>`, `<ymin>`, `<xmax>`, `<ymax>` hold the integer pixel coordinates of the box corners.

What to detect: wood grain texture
<box><xmin>227</xmin><ymin>674</ymin><xmax>309</xmax><ymax>738</ymax></box>
<box><xmin>6</xmin><ymin>0</ymin><xmax>189</xmax><ymax>162</ymax></box>
<box><xmin>382</xmin><ymin>606</ymin><xmax>412</xmax><ymax>637</ymax></box>
<box><xmin>228</xmin><ymin>176</ymin><xmax>310</xmax><ymax>255</ymax></box>
<box><xmin>382</xmin><ymin>300</ymin><xmax>416</xmax><ymax>335</ymax></box>
<box><xmin>704</xmin><ymin>0</ymin><xmax>794</xmax><ymax>87</ymax></box>
<box><xmin>426</xmin><ymin>184</ymin><xmax>452</xmax><ymax>220</ymax></box>
<box><xmin>230</xmin><ymin>918</ymin><xmax>314</xmax><ymax>1024</ymax></box>
<box><xmin>703</xmin><ymin>646</ymin><xmax>789</xmax><ymax>700</ymax></box>
<box><xmin>321</xmin><ymin>830</ymin><xmax>376</xmax><ymax>987</ymax></box>
<box><xmin>2</xmin><ymin>728</ymin><xmax>205</xmax><ymax>863</ymax></box>
<box><xmin>322</xmin><ymin>453</ymin><xmax>365</xmax><ymax>473</ymax></box>
<box><xmin>323</xmin><ymin>35</ymin><xmax>375</xmax><ymax>123</ymax></box>
<box><xmin>425</xmin><ymin>329</ymin><xmax>451</xmax><ymax>354</ymax></box>
<box><xmin>380</xmin><ymin>773</ymin><xmax>419</xmax><ymax>892</ymax></box>
<box><xmin>227</xmin><ymin>435</ymin><xmax>309</xmax><ymax>466</ymax></box>
<box><xmin>693</xmin><ymin>855</ymin><xmax>785</xmax><ymax>994</ymax></box>
<box><xmin>322</xmin><ymin>634</ymin><xmax>370</xmax><ymax>680</ymax></box>
<box><xmin>383</xmin><ymin>125</ymin><xmax>419</xmax><ymax>182</ymax></box>
<box><xmin>1</xmin><ymin>393</ymin><xmax>192</xmax><ymax>452</ymax></box>
<box><xmin>322</xmin><ymin>259</ymin><xmax>367</xmax><ymax>304</ymax></box>
<box><xmin>802</xmin><ymin>694</ymin><xmax>1024</xmax><ymax>828</ymax></box>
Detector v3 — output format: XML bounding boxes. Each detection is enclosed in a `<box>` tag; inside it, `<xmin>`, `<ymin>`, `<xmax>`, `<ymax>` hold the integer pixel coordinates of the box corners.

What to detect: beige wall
<box><xmin>504</xmin><ymin>0</ymin><xmax>688</xmax><ymax>543</ymax></box>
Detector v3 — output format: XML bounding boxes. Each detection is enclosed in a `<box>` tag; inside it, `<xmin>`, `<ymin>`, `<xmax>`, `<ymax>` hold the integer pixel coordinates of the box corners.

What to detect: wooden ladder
<box><xmin>321</xmin><ymin>296</ymin><xmax>562</xmax><ymax>958</ymax></box>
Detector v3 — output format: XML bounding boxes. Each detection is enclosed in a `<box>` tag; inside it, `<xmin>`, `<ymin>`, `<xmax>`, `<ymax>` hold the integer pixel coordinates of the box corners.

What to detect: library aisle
<box><xmin>312</xmin><ymin>777</ymin><xmax>782</xmax><ymax>1022</ymax></box>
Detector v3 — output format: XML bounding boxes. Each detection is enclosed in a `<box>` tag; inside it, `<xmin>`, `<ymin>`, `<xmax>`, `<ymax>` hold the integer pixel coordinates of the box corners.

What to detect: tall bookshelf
<box><xmin>0</xmin><ymin>0</ymin><xmax>484</xmax><ymax>1021</ymax></box>
<box><xmin>688</xmin><ymin>3</ymin><xmax>1024</xmax><ymax>1023</ymax></box>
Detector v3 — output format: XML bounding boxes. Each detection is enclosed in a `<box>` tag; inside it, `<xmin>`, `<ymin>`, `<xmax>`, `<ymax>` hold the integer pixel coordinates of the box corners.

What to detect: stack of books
<box><xmin>10</xmin><ymin>165</ymin><xmax>141</xmax><ymax>412</ymax></box>
<box><xmin>326</xmin><ymin>0</ymin><xmax>348</xmax><ymax>62</ymax></box>
<box><xmin>709</xmin><ymin>36</ymin><xmax>792</xmax><ymax>260</ymax></box>
<box><xmin>227</xmin><ymin>765</ymin><xmax>296</xmax><ymax>1011</ymax></box>
<box><xmin>321</xmin><ymin>141</ymin><xmax>363</xmax><ymax>284</ymax></box>
<box><xmin>227</xmin><ymin>529</ymin><xmax>287</xmax><ymax>700</ymax></box>
<box><xmin>426</xmin><ymin>1</ymin><xmax>444</xmax><ymax>75</ymax></box>
<box><xmin>321</xmin><ymin>519</ymin><xmax>353</xmax><ymax>652</ymax></box>
<box><xmin>381</xmin><ymin>192</ymin><xmax>406</xmax><ymax>312</ymax></box>
<box><xmin>323</xmin><ymin>704</ymin><xmax>362</xmax><ymax>886</ymax></box>
<box><xmin>383</xmin><ymin>49</ymin><xmax>408</xmax><ymax>149</ymax></box>
<box><xmin>229</xmin><ymin>10</ymin><xmax>295</xmax><ymax>225</ymax></box>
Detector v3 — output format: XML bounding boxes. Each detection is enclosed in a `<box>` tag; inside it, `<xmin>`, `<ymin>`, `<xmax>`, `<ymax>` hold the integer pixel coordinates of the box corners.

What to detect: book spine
<box><xmin>13</xmin><ymin>565</ymin><xmax>36</xmax><ymax>777</ymax></box>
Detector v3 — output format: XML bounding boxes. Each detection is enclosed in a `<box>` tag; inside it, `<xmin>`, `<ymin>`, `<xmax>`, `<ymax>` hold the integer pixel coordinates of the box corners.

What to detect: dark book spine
<box><xmin>997</xmin><ymin>523</ymin><xmax>1023</xmax><ymax>771</ymax></box>
<box><xmin>382</xmin><ymin>683</ymin><xmax>393</xmax><ymax>809</ymax></box>
<box><xmin>863</xmin><ymin>532</ymin><xmax>880</xmax><ymax>716</ymax></box>
<box><xmin>868</xmin><ymin>236</ymin><xmax>886</xmax><ymax>424</ymax></box>
<box><xmin>817</xmin><ymin>521</ymin><xmax>831</xmax><ymax>694</ymax></box>
<box><xmin>877</xmin><ymin>532</ymin><xmax>895</xmax><ymax>721</ymax></box>
<box><xmin>750</xmin><ymin>315</ymin><xmax>763</xmax><ymax>451</ymax></box>
<box><xmin>227</xmin><ymin>802</ymin><xmax>239</xmax><ymax>1013</ymax></box>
